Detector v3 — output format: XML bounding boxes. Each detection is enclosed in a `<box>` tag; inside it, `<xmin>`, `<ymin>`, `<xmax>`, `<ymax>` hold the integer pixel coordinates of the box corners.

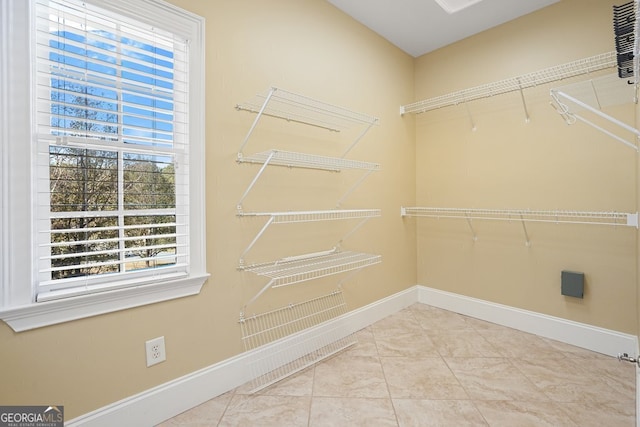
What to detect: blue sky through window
<box><xmin>49</xmin><ymin>27</ymin><xmax>175</xmax><ymax>147</ymax></box>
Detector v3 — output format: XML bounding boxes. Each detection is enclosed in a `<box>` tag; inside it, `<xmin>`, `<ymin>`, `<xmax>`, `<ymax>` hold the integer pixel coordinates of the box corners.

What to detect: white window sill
<box><xmin>0</xmin><ymin>273</ymin><xmax>209</xmax><ymax>332</ymax></box>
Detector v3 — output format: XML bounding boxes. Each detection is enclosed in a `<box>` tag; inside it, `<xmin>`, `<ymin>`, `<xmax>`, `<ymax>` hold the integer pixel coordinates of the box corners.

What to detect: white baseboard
<box><xmin>417</xmin><ymin>285</ymin><xmax>638</xmax><ymax>357</ymax></box>
<box><xmin>66</xmin><ymin>286</ymin><xmax>418</xmax><ymax>427</ymax></box>
<box><xmin>636</xmin><ymin>340</ymin><xmax>640</xmax><ymax>427</ymax></box>
<box><xmin>67</xmin><ymin>285</ymin><xmax>637</xmax><ymax>426</ymax></box>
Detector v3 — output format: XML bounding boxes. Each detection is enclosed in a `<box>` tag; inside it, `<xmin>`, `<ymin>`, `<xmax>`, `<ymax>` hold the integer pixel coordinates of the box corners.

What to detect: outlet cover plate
<box><xmin>145</xmin><ymin>336</ymin><xmax>166</xmax><ymax>367</ymax></box>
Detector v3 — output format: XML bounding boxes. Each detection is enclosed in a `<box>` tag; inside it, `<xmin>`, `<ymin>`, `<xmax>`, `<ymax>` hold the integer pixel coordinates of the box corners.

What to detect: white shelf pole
<box><xmin>464</xmin><ymin>101</ymin><xmax>476</xmax><ymax>131</ymax></box>
<box><xmin>573</xmin><ymin>113</ymin><xmax>639</xmax><ymax>151</ymax></box>
<box><xmin>465</xmin><ymin>214</ymin><xmax>478</xmax><ymax>241</ymax></box>
<box><xmin>552</xmin><ymin>90</ymin><xmax>640</xmax><ymax>136</ymax></box>
<box><xmin>517</xmin><ymin>78</ymin><xmax>530</xmax><ymax>123</ymax></box>
<box><xmin>550</xmin><ymin>89</ymin><xmax>640</xmax><ymax>151</ymax></box>
<box><xmin>342</xmin><ymin>120</ymin><xmax>376</xmax><ymax>158</ymax></box>
<box><xmin>237</xmin><ymin>150</ymin><xmax>276</xmax><ymax>212</ymax></box>
<box><xmin>335</xmin><ymin>216</ymin><xmax>374</xmax><ymax>248</ymax></box>
<box><xmin>238</xmin><ymin>216</ymin><xmax>275</xmax><ymax>268</ymax></box>
<box><xmin>520</xmin><ymin>214</ymin><xmax>531</xmax><ymax>247</ymax></box>
<box><xmin>241</xmin><ymin>278</ymin><xmax>276</xmax><ymax>314</ymax></box>
<box><xmin>238</xmin><ymin>87</ymin><xmax>276</xmax><ymax>155</ymax></box>
<box><xmin>336</xmin><ymin>169</ymin><xmax>376</xmax><ymax>208</ymax></box>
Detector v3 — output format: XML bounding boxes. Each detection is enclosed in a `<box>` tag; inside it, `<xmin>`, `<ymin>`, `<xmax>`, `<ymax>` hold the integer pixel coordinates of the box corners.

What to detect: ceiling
<box><xmin>326</xmin><ymin>0</ymin><xmax>560</xmax><ymax>57</ymax></box>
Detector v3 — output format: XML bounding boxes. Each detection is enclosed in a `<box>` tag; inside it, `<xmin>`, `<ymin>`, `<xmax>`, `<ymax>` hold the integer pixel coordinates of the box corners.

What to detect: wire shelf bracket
<box><xmin>401</xmin><ymin>207</ymin><xmax>638</xmax><ymax>246</ymax></box>
<box><xmin>401</xmin><ymin>52</ymin><xmax>618</xmax><ymax>117</ymax></box>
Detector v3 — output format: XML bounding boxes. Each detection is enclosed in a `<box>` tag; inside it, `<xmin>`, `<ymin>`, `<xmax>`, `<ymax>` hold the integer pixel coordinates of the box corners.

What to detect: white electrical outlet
<box><xmin>145</xmin><ymin>336</ymin><xmax>166</xmax><ymax>367</ymax></box>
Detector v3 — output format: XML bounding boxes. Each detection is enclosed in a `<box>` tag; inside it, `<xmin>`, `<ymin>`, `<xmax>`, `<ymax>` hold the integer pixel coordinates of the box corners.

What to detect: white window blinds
<box><xmin>34</xmin><ymin>0</ymin><xmax>191</xmax><ymax>301</ymax></box>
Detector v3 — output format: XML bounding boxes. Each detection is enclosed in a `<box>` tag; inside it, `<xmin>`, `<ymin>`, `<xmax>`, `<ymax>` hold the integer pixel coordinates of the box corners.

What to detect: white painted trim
<box><xmin>0</xmin><ymin>274</ymin><xmax>209</xmax><ymax>332</ymax></box>
<box><xmin>0</xmin><ymin>0</ymin><xmax>208</xmax><ymax>331</ymax></box>
<box><xmin>1</xmin><ymin>0</ymin><xmax>33</xmax><ymax>309</ymax></box>
<box><xmin>64</xmin><ymin>284</ymin><xmax>637</xmax><ymax>426</ymax></box>
<box><xmin>636</xmin><ymin>339</ymin><xmax>640</xmax><ymax>427</ymax></box>
<box><xmin>417</xmin><ymin>285</ymin><xmax>638</xmax><ymax>357</ymax></box>
<box><xmin>66</xmin><ymin>286</ymin><xmax>417</xmax><ymax>426</ymax></box>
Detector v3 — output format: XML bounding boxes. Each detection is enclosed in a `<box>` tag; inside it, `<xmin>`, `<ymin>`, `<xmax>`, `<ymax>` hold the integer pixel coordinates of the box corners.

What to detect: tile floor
<box><xmin>158</xmin><ymin>303</ymin><xmax>636</xmax><ymax>426</ymax></box>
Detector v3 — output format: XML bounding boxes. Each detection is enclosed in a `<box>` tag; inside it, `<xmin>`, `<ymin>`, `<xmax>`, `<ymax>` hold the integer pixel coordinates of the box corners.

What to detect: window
<box><xmin>0</xmin><ymin>0</ymin><xmax>207</xmax><ymax>331</ymax></box>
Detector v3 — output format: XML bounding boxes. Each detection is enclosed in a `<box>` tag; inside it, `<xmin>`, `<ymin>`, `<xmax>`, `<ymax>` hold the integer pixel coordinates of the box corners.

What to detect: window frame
<box><xmin>0</xmin><ymin>0</ymin><xmax>208</xmax><ymax>332</ymax></box>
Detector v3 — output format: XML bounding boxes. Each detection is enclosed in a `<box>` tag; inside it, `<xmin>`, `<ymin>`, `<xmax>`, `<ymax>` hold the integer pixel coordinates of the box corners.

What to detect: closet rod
<box><xmin>550</xmin><ymin>88</ymin><xmax>640</xmax><ymax>151</ymax></box>
<box><xmin>400</xmin><ymin>52</ymin><xmax>617</xmax><ymax>115</ymax></box>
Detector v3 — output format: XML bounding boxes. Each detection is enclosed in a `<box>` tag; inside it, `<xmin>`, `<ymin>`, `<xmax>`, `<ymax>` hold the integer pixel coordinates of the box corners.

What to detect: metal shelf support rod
<box><xmin>518</xmin><ymin>79</ymin><xmax>530</xmax><ymax>123</ymax></box>
<box><xmin>520</xmin><ymin>214</ymin><xmax>531</xmax><ymax>247</ymax></box>
<box><xmin>239</xmin><ymin>216</ymin><xmax>275</xmax><ymax>267</ymax></box>
<box><xmin>238</xmin><ymin>87</ymin><xmax>276</xmax><ymax>155</ymax></box>
<box><xmin>552</xmin><ymin>90</ymin><xmax>640</xmax><ymax>136</ymax></box>
<box><xmin>551</xmin><ymin>90</ymin><xmax>640</xmax><ymax>151</ymax></box>
<box><xmin>336</xmin><ymin>169</ymin><xmax>376</xmax><ymax>208</ymax></box>
<box><xmin>464</xmin><ymin>102</ymin><xmax>476</xmax><ymax>131</ymax></box>
<box><xmin>335</xmin><ymin>216</ymin><xmax>374</xmax><ymax>248</ymax></box>
<box><xmin>342</xmin><ymin>120</ymin><xmax>376</xmax><ymax>158</ymax></box>
<box><xmin>237</xmin><ymin>150</ymin><xmax>276</xmax><ymax>212</ymax></box>
<box><xmin>465</xmin><ymin>213</ymin><xmax>477</xmax><ymax>241</ymax></box>
<box><xmin>573</xmin><ymin>113</ymin><xmax>638</xmax><ymax>151</ymax></box>
<box><xmin>241</xmin><ymin>278</ymin><xmax>276</xmax><ymax>313</ymax></box>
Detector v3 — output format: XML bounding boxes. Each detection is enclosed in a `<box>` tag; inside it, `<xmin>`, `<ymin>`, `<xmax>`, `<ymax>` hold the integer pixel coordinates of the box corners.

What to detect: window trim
<box><xmin>0</xmin><ymin>0</ymin><xmax>208</xmax><ymax>332</ymax></box>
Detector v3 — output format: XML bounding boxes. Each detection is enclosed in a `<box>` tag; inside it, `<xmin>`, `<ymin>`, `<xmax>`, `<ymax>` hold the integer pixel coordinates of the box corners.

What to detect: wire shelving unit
<box><xmin>239</xmin><ymin>247</ymin><xmax>380</xmax><ymax>324</ymax></box>
<box><xmin>237</xmin><ymin>149</ymin><xmax>379</xmax><ymax>172</ymax></box>
<box><xmin>239</xmin><ymin>289</ymin><xmax>357</xmax><ymax>393</ymax></box>
<box><xmin>236</xmin><ymin>87</ymin><xmax>380</xmax><ymax>212</ymax></box>
<box><xmin>401</xmin><ymin>207</ymin><xmax>638</xmax><ymax>246</ymax></box>
<box><xmin>400</xmin><ymin>52</ymin><xmax>618</xmax><ymax>117</ymax></box>
<box><xmin>235</xmin><ymin>87</ymin><xmax>382</xmax><ymax>392</ymax></box>
<box><xmin>238</xmin><ymin>208</ymin><xmax>381</xmax><ymax>267</ymax></box>
<box><xmin>236</xmin><ymin>86</ymin><xmax>379</xmax><ymax>132</ymax></box>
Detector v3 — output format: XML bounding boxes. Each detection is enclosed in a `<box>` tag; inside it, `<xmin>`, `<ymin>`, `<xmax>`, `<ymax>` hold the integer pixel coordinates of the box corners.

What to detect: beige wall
<box><xmin>3</xmin><ymin>0</ymin><xmax>637</xmax><ymax>420</ymax></box>
<box><xmin>0</xmin><ymin>0</ymin><xmax>416</xmax><ymax>419</ymax></box>
<box><xmin>414</xmin><ymin>0</ymin><xmax>638</xmax><ymax>334</ymax></box>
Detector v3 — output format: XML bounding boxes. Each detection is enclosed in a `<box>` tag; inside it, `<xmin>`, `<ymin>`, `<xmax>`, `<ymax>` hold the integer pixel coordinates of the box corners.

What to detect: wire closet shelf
<box><xmin>401</xmin><ymin>207</ymin><xmax>638</xmax><ymax>247</ymax></box>
<box><xmin>242</xmin><ymin>249</ymin><xmax>382</xmax><ymax>288</ymax></box>
<box><xmin>236</xmin><ymin>86</ymin><xmax>379</xmax><ymax>132</ymax></box>
<box><xmin>400</xmin><ymin>52</ymin><xmax>618</xmax><ymax>115</ymax></box>
<box><xmin>237</xmin><ymin>208</ymin><xmax>381</xmax><ymax>222</ymax></box>
<box><xmin>235</xmin><ymin>87</ymin><xmax>382</xmax><ymax>393</ymax></box>
<box><xmin>236</xmin><ymin>86</ymin><xmax>379</xmax><ymax>160</ymax></box>
<box><xmin>401</xmin><ymin>207</ymin><xmax>638</xmax><ymax>227</ymax></box>
<box><xmin>237</xmin><ymin>209</ymin><xmax>381</xmax><ymax>268</ymax></box>
<box><xmin>235</xmin><ymin>87</ymin><xmax>380</xmax><ymax>212</ymax></box>
<box><xmin>239</xmin><ymin>289</ymin><xmax>356</xmax><ymax>393</ymax></box>
<box><xmin>239</xmin><ymin>248</ymin><xmax>381</xmax><ymax>315</ymax></box>
<box><xmin>236</xmin><ymin>149</ymin><xmax>380</xmax><ymax>172</ymax></box>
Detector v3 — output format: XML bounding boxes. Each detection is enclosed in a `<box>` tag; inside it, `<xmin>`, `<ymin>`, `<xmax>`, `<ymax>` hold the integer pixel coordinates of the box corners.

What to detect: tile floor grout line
<box><xmin>160</xmin><ymin>303</ymin><xmax>635</xmax><ymax>426</ymax></box>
